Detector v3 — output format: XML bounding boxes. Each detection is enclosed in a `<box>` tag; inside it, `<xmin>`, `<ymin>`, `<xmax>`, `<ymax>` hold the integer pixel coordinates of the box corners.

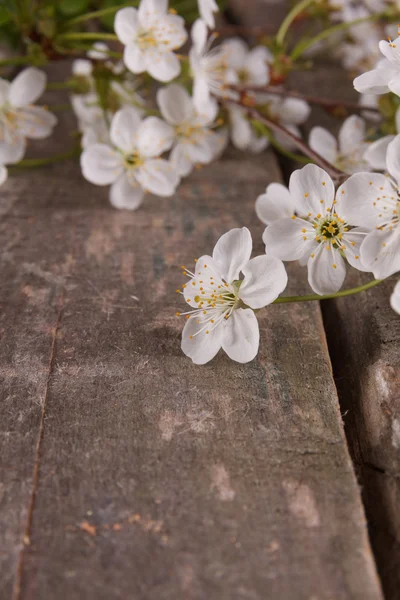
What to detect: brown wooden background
<box><xmin>1</xmin><ymin>2</ymin><xmax>399</xmax><ymax>599</ymax></box>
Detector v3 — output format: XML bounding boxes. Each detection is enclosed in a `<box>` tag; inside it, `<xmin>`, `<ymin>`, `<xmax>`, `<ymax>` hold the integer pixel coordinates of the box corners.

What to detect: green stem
<box><xmin>273</xmin><ymin>279</ymin><xmax>383</xmax><ymax>304</ymax></box>
<box><xmin>46</xmin><ymin>81</ymin><xmax>73</xmax><ymax>90</ymax></box>
<box><xmin>276</xmin><ymin>0</ymin><xmax>316</xmax><ymax>47</ymax></box>
<box><xmin>56</xmin><ymin>32</ymin><xmax>118</xmax><ymax>42</ymax></box>
<box><xmin>64</xmin><ymin>2</ymin><xmax>138</xmax><ymax>27</ymax></box>
<box><xmin>13</xmin><ymin>146</ymin><xmax>81</xmax><ymax>169</ymax></box>
<box><xmin>291</xmin><ymin>10</ymin><xmax>391</xmax><ymax>60</ymax></box>
<box><xmin>0</xmin><ymin>55</ymin><xmax>34</xmax><ymax>67</ymax></box>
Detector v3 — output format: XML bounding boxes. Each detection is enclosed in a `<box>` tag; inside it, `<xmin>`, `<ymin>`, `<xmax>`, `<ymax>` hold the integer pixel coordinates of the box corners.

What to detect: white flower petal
<box><xmin>170</xmin><ymin>143</ymin><xmax>194</xmax><ymax>177</ymax></box>
<box><xmin>181</xmin><ymin>314</ymin><xmax>224</xmax><ymax>364</ymax></box>
<box><xmin>212</xmin><ymin>227</ymin><xmax>252</xmax><ymax>283</ymax></box>
<box><xmin>15</xmin><ymin>107</ymin><xmax>57</xmax><ymax>139</ymax></box>
<box><xmin>229</xmin><ymin>105</ymin><xmax>252</xmax><ymax>150</ymax></box>
<box><xmin>379</xmin><ymin>37</ymin><xmax>400</xmax><ymax>66</ymax></box>
<box><xmin>386</xmin><ymin>134</ymin><xmax>400</xmax><ymax>184</ymax></box>
<box><xmin>363</xmin><ymin>136</ymin><xmax>394</xmax><ymax>170</ymax></box>
<box><xmin>114</xmin><ymin>7</ymin><xmax>139</xmax><ymax>45</ymax></box>
<box><xmin>263</xmin><ymin>217</ymin><xmax>314</xmax><ymax>261</ymax></box>
<box><xmin>309</xmin><ymin>127</ymin><xmax>338</xmax><ymax>165</ymax></box>
<box><xmin>198</xmin><ymin>0</ymin><xmax>218</xmax><ymax>29</ymax></box>
<box><xmin>361</xmin><ymin>227</ymin><xmax>400</xmax><ymax>279</ymax></box>
<box><xmin>87</xmin><ymin>42</ymin><xmax>110</xmax><ymax>60</ymax></box>
<box><xmin>339</xmin><ymin>115</ymin><xmax>366</xmax><ymax>154</ymax></box>
<box><xmin>110</xmin><ymin>106</ymin><xmax>142</xmax><ymax>152</ymax></box>
<box><xmin>123</xmin><ymin>44</ymin><xmax>146</xmax><ymax>74</ymax></box>
<box><xmin>289</xmin><ymin>164</ymin><xmax>335</xmax><ymax>215</ymax></box>
<box><xmin>0</xmin><ymin>165</ymin><xmax>7</xmax><ymax>186</ymax></box>
<box><xmin>134</xmin><ymin>158</ymin><xmax>178</xmax><ymax>196</ymax></box>
<box><xmin>182</xmin><ymin>131</ymin><xmax>216</xmax><ymax>164</ymax></box>
<box><xmin>157</xmin><ymin>83</ymin><xmax>193</xmax><ymax>125</ymax></box>
<box><xmin>145</xmin><ymin>50</ymin><xmax>181</xmax><ymax>83</ymax></box>
<box><xmin>222</xmin><ymin>308</ymin><xmax>259</xmax><ymax>363</ymax></box>
<box><xmin>279</xmin><ymin>98</ymin><xmax>310</xmax><ymax>125</ymax></box>
<box><xmin>72</xmin><ymin>59</ymin><xmax>93</xmax><ymax>76</ymax></box>
<box><xmin>342</xmin><ymin>227</ymin><xmax>371</xmax><ymax>272</ymax></box>
<box><xmin>110</xmin><ymin>172</ymin><xmax>145</xmax><ymax>210</ymax></box>
<box><xmin>0</xmin><ymin>136</ymin><xmax>26</xmax><ymax>164</ymax></box>
<box><xmin>240</xmin><ymin>255</ymin><xmax>287</xmax><ymax>309</ymax></box>
<box><xmin>136</xmin><ymin>116</ymin><xmax>174</xmax><ymax>157</ymax></box>
<box><xmin>353</xmin><ymin>67</ymin><xmax>393</xmax><ymax>94</ymax></box>
<box><xmin>139</xmin><ymin>0</ymin><xmax>168</xmax><ymax>27</ymax></box>
<box><xmin>336</xmin><ymin>172</ymin><xmax>396</xmax><ymax>228</ymax></box>
<box><xmin>307</xmin><ymin>243</ymin><xmax>346</xmax><ymax>295</ymax></box>
<box><xmin>389</xmin><ymin>75</ymin><xmax>400</xmax><ymax>99</ymax></box>
<box><xmin>8</xmin><ymin>67</ymin><xmax>46</xmax><ymax>107</ymax></box>
<box><xmin>191</xmin><ymin>18</ymin><xmax>207</xmax><ymax>54</ymax></box>
<box><xmin>390</xmin><ymin>280</ymin><xmax>400</xmax><ymax>315</ymax></box>
<box><xmin>255</xmin><ymin>182</ymin><xmax>295</xmax><ymax>225</ymax></box>
<box><xmin>245</xmin><ymin>46</ymin><xmax>271</xmax><ymax>86</ymax></box>
<box><xmin>223</xmin><ymin>38</ymin><xmax>248</xmax><ymax>70</ymax></box>
<box><xmin>81</xmin><ymin>144</ymin><xmax>123</xmax><ymax>185</ymax></box>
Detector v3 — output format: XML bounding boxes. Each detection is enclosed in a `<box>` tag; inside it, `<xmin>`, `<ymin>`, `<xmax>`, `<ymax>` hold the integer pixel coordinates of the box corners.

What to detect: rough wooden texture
<box><xmin>0</xmin><ymin>59</ymin><xmax>383</xmax><ymax>600</ymax></box>
<box><xmin>290</xmin><ymin>64</ymin><xmax>400</xmax><ymax>600</ymax></box>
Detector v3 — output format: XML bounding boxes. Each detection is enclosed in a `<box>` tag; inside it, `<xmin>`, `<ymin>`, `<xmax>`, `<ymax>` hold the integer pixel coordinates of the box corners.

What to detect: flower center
<box><xmin>123</xmin><ymin>152</ymin><xmax>144</xmax><ymax>169</ymax></box>
<box><xmin>176</xmin><ymin>262</ymin><xmax>240</xmax><ymax>337</ymax></box>
<box><xmin>314</xmin><ymin>215</ymin><xmax>346</xmax><ymax>247</ymax></box>
<box><xmin>137</xmin><ymin>30</ymin><xmax>158</xmax><ymax>50</ymax></box>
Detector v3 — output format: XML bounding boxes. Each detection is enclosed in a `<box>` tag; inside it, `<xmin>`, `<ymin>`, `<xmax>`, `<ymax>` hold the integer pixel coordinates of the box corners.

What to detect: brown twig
<box><xmin>225</xmin><ymin>98</ymin><xmax>346</xmax><ymax>181</ymax></box>
<box><xmin>228</xmin><ymin>84</ymin><xmax>380</xmax><ymax>115</ymax></box>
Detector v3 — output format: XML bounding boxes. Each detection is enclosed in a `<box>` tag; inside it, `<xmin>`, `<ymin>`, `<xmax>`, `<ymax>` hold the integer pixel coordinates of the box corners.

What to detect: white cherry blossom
<box><xmin>263</xmin><ymin>164</ymin><xmax>371</xmax><ymax>295</ymax></box>
<box><xmin>81</xmin><ymin>106</ymin><xmax>178</xmax><ymax>210</ymax></box>
<box><xmin>197</xmin><ymin>0</ymin><xmax>219</xmax><ymax>29</ymax></box>
<box><xmin>157</xmin><ymin>83</ymin><xmax>222</xmax><ymax>176</ymax></box>
<box><xmin>390</xmin><ymin>280</ymin><xmax>400</xmax><ymax>314</ymax></box>
<box><xmin>115</xmin><ymin>0</ymin><xmax>187</xmax><ymax>82</ymax></box>
<box><xmin>178</xmin><ymin>227</ymin><xmax>287</xmax><ymax>364</ymax></box>
<box><xmin>354</xmin><ymin>36</ymin><xmax>400</xmax><ymax>97</ymax></box>
<box><xmin>341</xmin><ymin>134</ymin><xmax>400</xmax><ymax>279</ymax></box>
<box><xmin>309</xmin><ymin>115</ymin><xmax>370</xmax><ymax>174</ymax></box>
<box><xmin>0</xmin><ymin>67</ymin><xmax>57</xmax><ymax>170</ymax></box>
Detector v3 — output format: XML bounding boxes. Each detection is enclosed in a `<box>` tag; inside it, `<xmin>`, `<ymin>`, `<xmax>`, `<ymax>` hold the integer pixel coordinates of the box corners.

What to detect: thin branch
<box><xmin>229</xmin><ymin>85</ymin><xmax>380</xmax><ymax>115</ymax></box>
<box><xmin>225</xmin><ymin>98</ymin><xmax>346</xmax><ymax>180</ymax></box>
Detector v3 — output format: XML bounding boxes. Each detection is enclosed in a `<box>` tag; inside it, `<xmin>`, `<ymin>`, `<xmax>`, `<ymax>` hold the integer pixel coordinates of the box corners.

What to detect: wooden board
<box><xmin>0</xmin><ymin>36</ymin><xmax>384</xmax><ymax>600</ymax></box>
<box><xmin>289</xmin><ymin>63</ymin><xmax>400</xmax><ymax>600</ymax></box>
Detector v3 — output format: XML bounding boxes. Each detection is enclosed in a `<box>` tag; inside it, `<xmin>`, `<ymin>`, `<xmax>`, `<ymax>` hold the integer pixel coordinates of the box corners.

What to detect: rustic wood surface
<box><xmin>0</xmin><ymin>72</ymin><xmax>384</xmax><ymax>599</ymax></box>
<box><xmin>290</xmin><ymin>65</ymin><xmax>400</xmax><ymax>600</ymax></box>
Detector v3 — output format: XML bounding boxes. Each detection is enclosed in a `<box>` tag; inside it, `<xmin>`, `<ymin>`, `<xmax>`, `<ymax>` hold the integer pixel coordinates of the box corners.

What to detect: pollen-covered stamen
<box><xmin>313</xmin><ymin>215</ymin><xmax>347</xmax><ymax>249</ymax></box>
<box><xmin>177</xmin><ymin>260</ymin><xmax>240</xmax><ymax>338</ymax></box>
<box><xmin>123</xmin><ymin>151</ymin><xmax>144</xmax><ymax>169</ymax></box>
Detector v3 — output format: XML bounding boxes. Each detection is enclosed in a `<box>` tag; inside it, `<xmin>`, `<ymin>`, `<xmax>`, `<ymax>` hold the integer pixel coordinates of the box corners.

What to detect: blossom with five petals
<box><xmin>341</xmin><ymin>135</ymin><xmax>400</xmax><ymax>279</ymax></box>
<box><xmin>262</xmin><ymin>164</ymin><xmax>371</xmax><ymax>295</ymax></box>
<box><xmin>157</xmin><ymin>83</ymin><xmax>223</xmax><ymax>176</ymax></box>
<box><xmin>114</xmin><ymin>0</ymin><xmax>187</xmax><ymax>82</ymax></box>
<box><xmin>178</xmin><ymin>227</ymin><xmax>288</xmax><ymax>364</ymax></box>
<box><xmin>309</xmin><ymin>115</ymin><xmax>371</xmax><ymax>174</ymax></box>
<box><xmin>81</xmin><ymin>106</ymin><xmax>178</xmax><ymax>210</ymax></box>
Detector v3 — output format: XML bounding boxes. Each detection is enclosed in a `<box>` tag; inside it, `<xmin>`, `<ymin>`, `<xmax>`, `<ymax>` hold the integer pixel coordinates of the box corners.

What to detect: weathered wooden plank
<box><xmin>286</xmin><ymin>61</ymin><xmax>400</xmax><ymax>599</ymax></box>
<box><xmin>0</xmin><ymin>76</ymin><xmax>383</xmax><ymax>598</ymax></box>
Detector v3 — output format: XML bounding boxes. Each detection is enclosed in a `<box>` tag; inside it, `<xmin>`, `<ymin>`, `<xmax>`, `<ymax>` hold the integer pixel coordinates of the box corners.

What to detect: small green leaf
<box><xmin>58</xmin><ymin>0</ymin><xmax>89</xmax><ymax>17</ymax></box>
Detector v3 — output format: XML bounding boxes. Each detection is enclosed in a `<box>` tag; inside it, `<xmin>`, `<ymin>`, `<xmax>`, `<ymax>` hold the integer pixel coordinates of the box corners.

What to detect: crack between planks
<box><xmin>12</xmin><ymin>292</ymin><xmax>64</xmax><ymax>600</ymax></box>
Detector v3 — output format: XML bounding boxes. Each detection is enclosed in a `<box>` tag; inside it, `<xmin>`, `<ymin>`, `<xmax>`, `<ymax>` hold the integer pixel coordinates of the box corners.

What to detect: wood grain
<box><xmin>0</xmin><ymin>79</ymin><xmax>383</xmax><ymax>598</ymax></box>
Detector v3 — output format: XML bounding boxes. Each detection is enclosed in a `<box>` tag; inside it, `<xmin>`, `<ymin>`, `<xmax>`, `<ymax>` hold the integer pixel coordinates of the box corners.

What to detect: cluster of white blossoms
<box><xmin>0</xmin><ymin>67</ymin><xmax>57</xmax><ymax>184</ymax></box>
<box><xmin>1</xmin><ymin>0</ymin><xmax>399</xmax><ymax>365</ymax></box>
